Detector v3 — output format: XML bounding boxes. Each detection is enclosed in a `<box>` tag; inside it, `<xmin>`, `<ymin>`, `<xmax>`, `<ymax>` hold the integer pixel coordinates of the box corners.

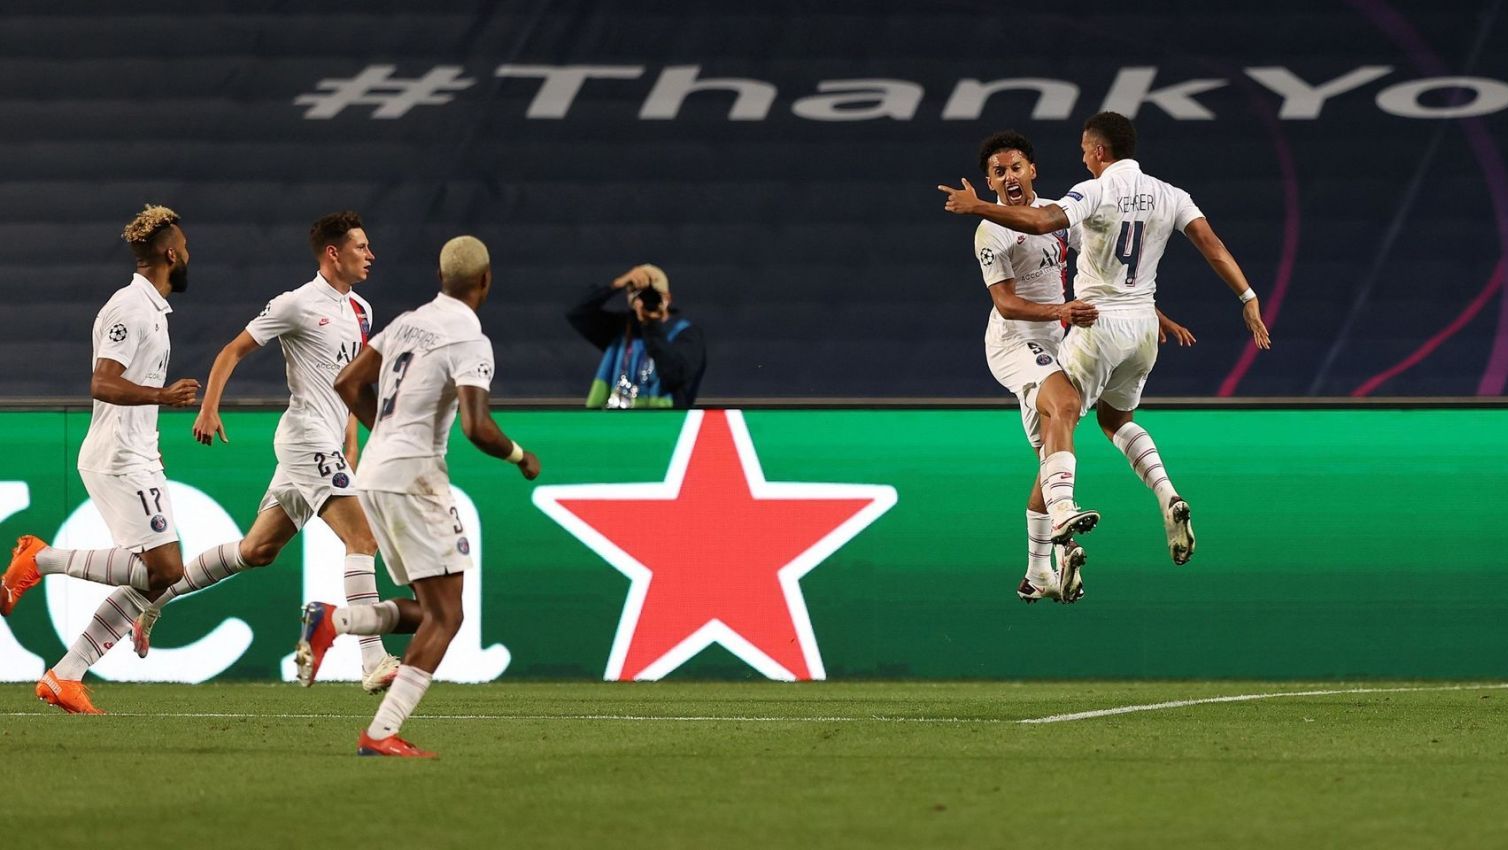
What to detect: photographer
<box><xmin>566</xmin><ymin>263</ymin><xmax>707</xmax><ymax>409</ymax></box>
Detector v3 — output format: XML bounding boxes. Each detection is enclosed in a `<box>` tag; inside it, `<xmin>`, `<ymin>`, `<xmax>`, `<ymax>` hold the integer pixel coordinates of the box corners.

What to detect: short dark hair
<box><xmin>309</xmin><ymin>211</ymin><xmax>364</xmax><ymax>258</ymax></box>
<box><xmin>1084</xmin><ymin>112</ymin><xmax>1136</xmax><ymax>160</ymax></box>
<box><xmin>978</xmin><ymin>130</ymin><xmax>1035</xmax><ymax>173</ymax></box>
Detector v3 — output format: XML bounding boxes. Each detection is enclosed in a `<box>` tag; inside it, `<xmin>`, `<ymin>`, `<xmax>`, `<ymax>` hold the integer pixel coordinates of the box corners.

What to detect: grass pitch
<box><xmin>5</xmin><ymin>680</ymin><xmax>1506</xmax><ymax>849</ymax></box>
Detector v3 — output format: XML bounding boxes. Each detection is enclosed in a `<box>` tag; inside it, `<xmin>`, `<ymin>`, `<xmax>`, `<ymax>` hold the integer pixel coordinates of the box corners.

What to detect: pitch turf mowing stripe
<box><xmin>5</xmin><ymin>683</ymin><xmax>1505</xmax><ymax>723</ymax></box>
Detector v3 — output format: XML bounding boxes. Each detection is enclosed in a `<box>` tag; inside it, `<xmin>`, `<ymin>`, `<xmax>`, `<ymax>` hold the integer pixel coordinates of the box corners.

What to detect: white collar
<box><xmin>130</xmin><ymin>273</ymin><xmax>172</xmax><ymax>314</ymax></box>
<box><xmin>432</xmin><ymin>291</ymin><xmax>481</xmax><ymax>330</ymax></box>
<box><xmin>1100</xmin><ymin>159</ymin><xmax>1141</xmax><ymax>178</ymax></box>
<box><xmin>311</xmin><ymin>271</ymin><xmax>351</xmax><ymax>302</ymax></box>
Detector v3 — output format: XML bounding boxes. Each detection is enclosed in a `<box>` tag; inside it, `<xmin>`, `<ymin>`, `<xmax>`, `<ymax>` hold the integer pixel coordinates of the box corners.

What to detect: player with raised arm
<box><xmin>296</xmin><ymin>235</ymin><xmax>540</xmax><ymax>758</ymax></box>
<box><xmin>126</xmin><ymin>211</ymin><xmax>401</xmax><ymax>693</ymax></box>
<box><xmin>2</xmin><ymin>205</ymin><xmax>199</xmax><ymax>713</ymax></box>
<box><xmin>941</xmin><ymin>112</ymin><xmax>1270</xmax><ymax>567</ymax></box>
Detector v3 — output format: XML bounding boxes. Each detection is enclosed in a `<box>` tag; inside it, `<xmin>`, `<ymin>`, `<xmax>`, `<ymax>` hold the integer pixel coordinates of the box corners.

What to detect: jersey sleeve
<box><xmin>1054</xmin><ymin>180</ymin><xmax>1104</xmax><ymax>229</ymax></box>
<box><xmin>1066</xmin><ymin>222</ymin><xmax>1083</xmax><ymax>254</ymax></box>
<box><xmin>245</xmin><ymin>291</ymin><xmax>300</xmax><ymax>345</ymax></box>
<box><xmin>1172</xmin><ymin>187</ymin><xmax>1205</xmax><ymax>233</ymax></box>
<box><xmin>366</xmin><ymin>328</ymin><xmax>386</xmax><ymax>355</ymax></box>
<box><xmin>94</xmin><ymin>302</ymin><xmax>146</xmax><ymax>369</ymax></box>
<box><xmin>974</xmin><ymin>224</ymin><xmax>1015</xmax><ymax>286</ymax></box>
<box><xmin>449</xmin><ymin>338</ymin><xmax>495</xmax><ymax>391</ymax></box>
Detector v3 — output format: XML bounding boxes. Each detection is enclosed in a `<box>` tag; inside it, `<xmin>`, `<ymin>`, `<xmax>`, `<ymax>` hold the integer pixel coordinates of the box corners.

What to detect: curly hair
<box><xmin>121</xmin><ymin>204</ymin><xmax>181</xmax><ymax>262</ymax></box>
<box><xmin>977</xmin><ymin>130</ymin><xmax>1035</xmax><ymax>173</ymax></box>
<box><xmin>1084</xmin><ymin>112</ymin><xmax>1136</xmax><ymax>160</ymax></box>
<box><xmin>309</xmin><ymin>210</ymin><xmax>364</xmax><ymax>258</ymax></box>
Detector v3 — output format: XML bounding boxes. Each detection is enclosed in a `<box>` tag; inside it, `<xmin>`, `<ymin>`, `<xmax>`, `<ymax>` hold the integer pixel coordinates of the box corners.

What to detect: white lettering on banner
<box><xmin>0</xmin><ymin>483</ymin><xmax>46</xmax><ymax>681</ymax></box>
<box><xmin>640</xmin><ymin>65</ymin><xmax>778</xmax><ymax>121</ymax></box>
<box><xmin>1245</xmin><ymin>66</ymin><xmax>1394</xmax><ymax>119</ymax></box>
<box><xmin>495</xmin><ymin>64</ymin><xmax>645</xmax><ymax>119</ymax></box>
<box><xmin>1376</xmin><ymin>76</ymin><xmax>1508</xmax><ymax>119</ymax></box>
<box><xmin>46</xmin><ymin>482</ymin><xmax>253</xmax><ymax>683</ymax></box>
<box><xmin>942</xmin><ymin>78</ymin><xmax>1079</xmax><ymax>120</ymax></box>
<box><xmin>791</xmin><ymin>79</ymin><xmax>924</xmax><ymax>121</ymax></box>
<box><xmin>277</xmin><ymin>485</ymin><xmax>510</xmax><ymax>683</ymax></box>
<box><xmin>299</xmin><ymin>64</ymin><xmax>1508</xmax><ymax>120</ymax></box>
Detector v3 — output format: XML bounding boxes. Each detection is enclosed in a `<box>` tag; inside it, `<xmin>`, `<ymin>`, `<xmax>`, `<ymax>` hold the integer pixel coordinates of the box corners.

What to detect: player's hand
<box><xmin>159</xmin><ymin>378</ymin><xmax>200</xmax><ymax>409</ymax></box>
<box><xmin>1058</xmin><ymin>300</ymin><xmax>1098</xmax><ymax>327</ymax></box>
<box><xmin>517</xmin><ymin>451</ymin><xmax>541</xmax><ymax>481</ymax></box>
<box><xmin>1159</xmin><ymin>316</ymin><xmax>1197</xmax><ymax>346</ymax></box>
<box><xmin>193</xmin><ymin>407</ymin><xmax>228</xmax><ymax>445</ymax></box>
<box><xmin>937</xmin><ymin>178</ymin><xmax>984</xmax><ymax>215</ymax></box>
<box><xmin>1243</xmin><ymin>299</ymin><xmax>1271</xmax><ymax>350</ymax></box>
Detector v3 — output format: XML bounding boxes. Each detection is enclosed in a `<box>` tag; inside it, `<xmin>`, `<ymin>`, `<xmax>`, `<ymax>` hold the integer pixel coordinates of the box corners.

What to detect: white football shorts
<box><xmin>78</xmin><ymin>468</ymin><xmax>179</xmax><ymax>552</ymax></box>
<box><xmin>985</xmin><ymin>332</ymin><xmax>1064</xmax><ymax>449</ymax></box>
<box><xmin>1058</xmin><ymin>312</ymin><xmax>1160</xmax><ymax>414</ymax></box>
<box><xmin>257</xmin><ymin>445</ymin><xmax>360</xmax><ymax>530</ymax></box>
<box><xmin>357</xmin><ymin>488</ymin><xmax>474</xmax><ymax>586</ymax></box>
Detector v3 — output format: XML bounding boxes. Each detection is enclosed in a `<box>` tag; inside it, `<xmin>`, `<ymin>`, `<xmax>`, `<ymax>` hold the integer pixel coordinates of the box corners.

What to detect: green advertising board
<box><xmin>0</xmin><ymin>408</ymin><xmax>1504</xmax><ymax>682</ymax></box>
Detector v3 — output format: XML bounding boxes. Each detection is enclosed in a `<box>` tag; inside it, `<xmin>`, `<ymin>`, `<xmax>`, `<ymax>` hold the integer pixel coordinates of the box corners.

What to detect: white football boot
<box><xmin>1048</xmin><ymin>502</ymin><xmax>1100</xmax><ymax>544</ymax></box>
<box><xmin>362</xmin><ymin>653</ymin><xmax>401</xmax><ymax>694</ymax></box>
<box><xmin>1164</xmin><ymin>498</ymin><xmax>1195</xmax><ymax>566</ymax></box>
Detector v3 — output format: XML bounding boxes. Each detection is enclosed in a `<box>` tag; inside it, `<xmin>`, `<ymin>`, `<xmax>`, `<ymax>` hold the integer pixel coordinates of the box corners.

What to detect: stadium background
<box><xmin>1</xmin><ymin>0</ymin><xmax>1505</xmax><ymax>683</ymax></box>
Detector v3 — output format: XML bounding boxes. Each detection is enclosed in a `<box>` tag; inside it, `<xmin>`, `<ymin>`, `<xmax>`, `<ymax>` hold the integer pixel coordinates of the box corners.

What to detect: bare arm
<box><xmin>192</xmin><ymin>331</ymin><xmax>262</xmax><ymax>445</ymax></box>
<box><xmin>334</xmin><ymin>346</ymin><xmax>383</xmax><ymax>431</ymax></box>
<box><xmin>92</xmin><ymin>358</ymin><xmax>198</xmax><ymax>407</ymax></box>
<box><xmin>1182</xmin><ymin>218</ymin><xmax>1272</xmax><ymax>349</ymax></box>
<box><xmin>938</xmin><ymin>179</ymin><xmax>1068</xmax><ymax>235</ymax></box>
<box><xmin>988</xmin><ymin>280</ymin><xmax>1097</xmax><ymax>326</ymax></box>
<box><xmin>344</xmin><ymin>414</ymin><xmax>360</xmax><ymax>469</ymax></box>
<box><xmin>1155</xmin><ymin>308</ymin><xmax>1196</xmax><ymax>347</ymax></box>
<box><xmin>458</xmin><ymin>386</ymin><xmax>540</xmax><ymax>480</ymax></box>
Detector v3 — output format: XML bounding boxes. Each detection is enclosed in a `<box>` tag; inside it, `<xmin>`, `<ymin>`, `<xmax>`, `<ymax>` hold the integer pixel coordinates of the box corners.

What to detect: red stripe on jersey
<box><xmin>350</xmin><ymin>298</ymin><xmax>369</xmax><ymax>344</ymax></box>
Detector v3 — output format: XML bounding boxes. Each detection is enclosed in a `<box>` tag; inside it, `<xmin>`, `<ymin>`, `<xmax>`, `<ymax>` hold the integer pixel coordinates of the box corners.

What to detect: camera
<box><xmin>634</xmin><ymin>286</ymin><xmax>664</xmax><ymax>312</ymax></box>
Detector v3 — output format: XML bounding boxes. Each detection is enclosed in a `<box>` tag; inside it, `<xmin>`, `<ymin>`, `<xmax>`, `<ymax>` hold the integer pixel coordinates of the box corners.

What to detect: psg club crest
<box><xmin>533</xmin><ymin>410</ymin><xmax>897</xmax><ymax>681</ymax></box>
<box><xmin>332</xmin><ymin>472</ymin><xmax>350</xmax><ymax>488</ymax></box>
<box><xmin>1036</xmin><ymin>354</ymin><xmax>1053</xmax><ymax>366</ymax></box>
<box><xmin>150</xmin><ymin>514</ymin><xmax>168</xmax><ymax>532</ymax></box>
<box><xmin>456</xmin><ymin>537</ymin><xmax>470</xmax><ymax>555</ymax></box>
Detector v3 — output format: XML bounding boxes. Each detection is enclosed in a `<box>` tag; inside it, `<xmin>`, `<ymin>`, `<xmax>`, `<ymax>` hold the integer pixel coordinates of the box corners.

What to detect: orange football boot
<box><xmin>357</xmin><ymin>730</ymin><xmax>437</xmax><ymax>758</ymax></box>
<box><xmin>2</xmin><ymin>535</ymin><xmax>46</xmax><ymax>616</ymax></box>
<box><xmin>36</xmin><ymin>669</ymin><xmax>104</xmax><ymax>715</ymax></box>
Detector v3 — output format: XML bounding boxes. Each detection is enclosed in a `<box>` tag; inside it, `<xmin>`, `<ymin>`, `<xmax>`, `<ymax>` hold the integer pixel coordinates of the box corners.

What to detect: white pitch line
<box><xmin>2</xmin><ymin>683</ymin><xmax>1503</xmax><ymax>724</ymax></box>
<box><xmin>1016</xmin><ymin>683</ymin><xmax>1508</xmax><ymax>724</ymax></box>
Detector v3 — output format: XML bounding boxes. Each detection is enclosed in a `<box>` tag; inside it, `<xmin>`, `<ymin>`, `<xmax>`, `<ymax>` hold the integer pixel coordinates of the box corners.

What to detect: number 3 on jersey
<box><xmin>377</xmin><ymin>351</ymin><xmax>415</xmax><ymax>421</ymax></box>
<box><xmin>1114</xmin><ymin>221</ymin><xmax>1145</xmax><ymax>287</ymax></box>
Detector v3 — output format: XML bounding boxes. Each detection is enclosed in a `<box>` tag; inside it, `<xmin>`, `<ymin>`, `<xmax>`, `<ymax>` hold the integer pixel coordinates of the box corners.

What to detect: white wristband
<box><xmin>1239</xmin><ymin>288</ymin><xmax>1257</xmax><ymax>304</ymax></box>
<box><xmin>505</xmin><ymin>442</ymin><xmax>525</xmax><ymax>464</ymax></box>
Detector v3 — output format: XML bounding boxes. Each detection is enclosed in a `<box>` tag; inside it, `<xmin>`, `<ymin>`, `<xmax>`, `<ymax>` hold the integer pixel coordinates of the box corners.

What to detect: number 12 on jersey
<box><xmin>1114</xmin><ymin>221</ymin><xmax>1145</xmax><ymax>287</ymax></box>
<box><xmin>377</xmin><ymin>351</ymin><xmax>415</xmax><ymax>421</ymax></box>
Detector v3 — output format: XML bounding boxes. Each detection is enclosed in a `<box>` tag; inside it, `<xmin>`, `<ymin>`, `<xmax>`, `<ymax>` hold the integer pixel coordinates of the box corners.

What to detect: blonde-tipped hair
<box><xmin>122</xmin><ymin>204</ymin><xmax>180</xmax><ymax>246</ymax></box>
<box><xmin>439</xmin><ymin>235</ymin><xmax>490</xmax><ymax>287</ymax></box>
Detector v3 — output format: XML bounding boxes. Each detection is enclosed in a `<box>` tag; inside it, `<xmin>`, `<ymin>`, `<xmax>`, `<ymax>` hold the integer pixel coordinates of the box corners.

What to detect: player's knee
<box><xmin>241</xmin><ymin>542</ymin><xmax>279</xmax><ymax>568</ymax></box>
<box><xmin>346</xmin><ymin>535</ymin><xmax>378</xmax><ymax>557</ymax></box>
<box><xmin>148</xmin><ymin>563</ymin><xmax>183</xmax><ymax>592</ymax></box>
<box><xmin>1096</xmin><ymin>406</ymin><xmax>1130</xmax><ymax>438</ymax></box>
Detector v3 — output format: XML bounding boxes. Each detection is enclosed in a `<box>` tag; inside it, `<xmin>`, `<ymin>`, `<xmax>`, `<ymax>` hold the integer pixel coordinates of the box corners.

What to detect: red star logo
<box><xmin>533</xmin><ymin>410</ymin><xmax>896</xmax><ymax>681</ymax></box>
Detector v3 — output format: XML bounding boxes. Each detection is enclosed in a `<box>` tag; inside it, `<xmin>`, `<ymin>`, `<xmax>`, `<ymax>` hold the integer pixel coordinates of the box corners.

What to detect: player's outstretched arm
<box><xmin>937</xmin><ymin>179</ymin><xmax>1069</xmax><ymax>235</ymax></box>
<box><xmin>1182</xmin><ymin>218</ymin><xmax>1271</xmax><ymax>350</ymax></box>
<box><xmin>989</xmin><ymin>280</ymin><xmax>1097</xmax><ymax>326</ymax></box>
<box><xmin>92</xmin><ymin>358</ymin><xmax>198</xmax><ymax>407</ymax></box>
<box><xmin>334</xmin><ymin>346</ymin><xmax>382</xmax><ymax>430</ymax></box>
<box><xmin>193</xmin><ymin>331</ymin><xmax>261</xmax><ymax>445</ymax></box>
<box><xmin>458</xmin><ymin>386</ymin><xmax>540</xmax><ymax>480</ymax></box>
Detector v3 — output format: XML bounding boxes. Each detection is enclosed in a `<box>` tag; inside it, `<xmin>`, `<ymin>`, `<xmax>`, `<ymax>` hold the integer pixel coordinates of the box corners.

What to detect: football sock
<box><xmin>54</xmin><ymin>586</ymin><xmax>148</xmax><ymax>679</ymax></box>
<box><xmin>334</xmin><ymin>600</ymin><xmax>400</xmax><ymax>636</ymax></box>
<box><xmin>1026</xmin><ymin>510</ymin><xmax>1053</xmax><ymax>582</ymax></box>
<box><xmin>1112</xmin><ymin>423</ymin><xmax>1180</xmax><ymax>506</ymax></box>
<box><xmin>1039</xmin><ymin>451</ymin><xmax>1079</xmax><ymax>516</ymax></box>
<box><xmin>367</xmin><ymin>665</ymin><xmax>432</xmax><ymax>739</ymax></box>
<box><xmin>342</xmin><ymin>554</ymin><xmax>389</xmax><ymax>670</ymax></box>
<box><xmin>151</xmin><ymin>541</ymin><xmax>248</xmax><ymax>608</ymax></box>
<box><xmin>36</xmin><ymin>546</ymin><xmax>150</xmax><ymax>591</ymax></box>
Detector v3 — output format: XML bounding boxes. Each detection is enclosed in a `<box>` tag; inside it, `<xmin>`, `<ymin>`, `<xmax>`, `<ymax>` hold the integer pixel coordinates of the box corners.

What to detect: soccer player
<box><xmin>297</xmin><ymin>235</ymin><xmax>539</xmax><ymax>758</ymax></box>
<box><xmin>129</xmin><ymin>211</ymin><xmax>401</xmax><ymax>694</ymax></box>
<box><xmin>941</xmin><ymin>112</ymin><xmax>1271</xmax><ymax>566</ymax></box>
<box><xmin>1</xmin><ymin>205</ymin><xmax>200</xmax><ymax>713</ymax></box>
<box><xmin>970</xmin><ymin>131</ymin><xmax>1097</xmax><ymax>603</ymax></box>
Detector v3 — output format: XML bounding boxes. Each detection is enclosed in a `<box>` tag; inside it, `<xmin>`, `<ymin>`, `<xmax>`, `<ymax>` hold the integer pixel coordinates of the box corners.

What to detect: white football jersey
<box><xmin>974</xmin><ymin>196</ymin><xmax>1077</xmax><ymax>340</ymax></box>
<box><xmin>1054</xmin><ymin>159</ymin><xmax>1204</xmax><ymax>314</ymax></box>
<box><xmin>78</xmin><ymin>274</ymin><xmax>173</xmax><ymax>475</ymax></box>
<box><xmin>246</xmin><ymin>273</ymin><xmax>373</xmax><ymax>450</ymax></box>
<box><xmin>358</xmin><ymin>292</ymin><xmax>495</xmax><ymax>493</ymax></box>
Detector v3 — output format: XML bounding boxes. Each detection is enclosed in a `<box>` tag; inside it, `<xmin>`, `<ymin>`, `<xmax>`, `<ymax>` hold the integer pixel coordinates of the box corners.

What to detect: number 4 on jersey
<box><xmin>1114</xmin><ymin>221</ymin><xmax>1145</xmax><ymax>287</ymax></box>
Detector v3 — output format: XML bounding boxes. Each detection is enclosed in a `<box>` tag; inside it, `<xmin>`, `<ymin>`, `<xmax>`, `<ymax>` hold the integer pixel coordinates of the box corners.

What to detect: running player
<box><xmin>130</xmin><ymin>211</ymin><xmax>401</xmax><ymax>694</ymax></box>
<box><xmin>2</xmin><ymin>205</ymin><xmax>200</xmax><ymax>713</ymax></box>
<box><xmin>941</xmin><ymin>112</ymin><xmax>1271</xmax><ymax>566</ymax></box>
<box><xmin>296</xmin><ymin>235</ymin><xmax>539</xmax><ymax>758</ymax></box>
